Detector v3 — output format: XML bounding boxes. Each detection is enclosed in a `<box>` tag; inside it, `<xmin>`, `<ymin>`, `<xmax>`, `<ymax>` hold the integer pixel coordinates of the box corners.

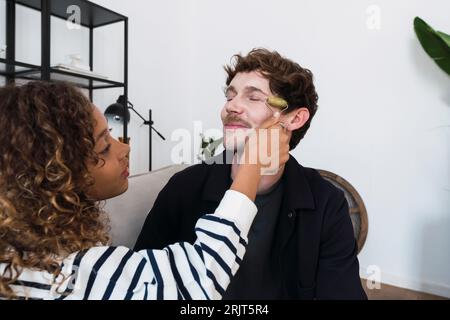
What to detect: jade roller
<box><xmin>265</xmin><ymin>96</ymin><xmax>289</xmax><ymax>128</ymax></box>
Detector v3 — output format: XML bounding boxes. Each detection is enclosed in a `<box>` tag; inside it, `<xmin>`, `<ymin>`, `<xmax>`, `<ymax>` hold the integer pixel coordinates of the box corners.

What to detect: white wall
<box><xmin>2</xmin><ymin>0</ymin><xmax>449</xmax><ymax>297</ymax></box>
<box><xmin>91</xmin><ymin>0</ymin><xmax>195</xmax><ymax>174</ymax></box>
<box><xmin>92</xmin><ymin>0</ymin><xmax>450</xmax><ymax>297</ymax></box>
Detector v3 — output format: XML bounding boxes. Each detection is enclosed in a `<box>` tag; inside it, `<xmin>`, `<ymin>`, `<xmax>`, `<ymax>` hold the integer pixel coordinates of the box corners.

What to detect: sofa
<box><xmin>104</xmin><ymin>164</ymin><xmax>189</xmax><ymax>248</ymax></box>
<box><xmin>104</xmin><ymin>164</ymin><xmax>367</xmax><ymax>254</ymax></box>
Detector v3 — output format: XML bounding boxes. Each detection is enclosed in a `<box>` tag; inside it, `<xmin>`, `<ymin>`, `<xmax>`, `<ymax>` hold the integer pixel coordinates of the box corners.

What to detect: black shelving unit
<box><xmin>0</xmin><ymin>0</ymin><xmax>129</xmax><ymax>141</ymax></box>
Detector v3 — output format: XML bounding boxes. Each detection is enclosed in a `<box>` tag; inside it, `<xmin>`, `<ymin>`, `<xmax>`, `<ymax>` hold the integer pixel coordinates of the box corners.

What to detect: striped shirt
<box><xmin>0</xmin><ymin>190</ymin><xmax>257</xmax><ymax>300</ymax></box>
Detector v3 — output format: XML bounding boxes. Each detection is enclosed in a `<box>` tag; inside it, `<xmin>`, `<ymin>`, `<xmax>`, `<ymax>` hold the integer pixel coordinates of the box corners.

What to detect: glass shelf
<box><xmin>16</xmin><ymin>0</ymin><xmax>126</xmax><ymax>28</ymax></box>
<box><xmin>0</xmin><ymin>60</ymin><xmax>124</xmax><ymax>89</ymax></box>
<box><xmin>0</xmin><ymin>58</ymin><xmax>40</xmax><ymax>76</ymax></box>
<box><xmin>19</xmin><ymin>68</ymin><xmax>125</xmax><ymax>89</ymax></box>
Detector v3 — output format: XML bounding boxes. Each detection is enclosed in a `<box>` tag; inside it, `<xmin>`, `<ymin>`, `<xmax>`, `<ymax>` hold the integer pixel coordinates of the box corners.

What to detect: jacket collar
<box><xmin>202</xmin><ymin>151</ymin><xmax>315</xmax><ymax>211</ymax></box>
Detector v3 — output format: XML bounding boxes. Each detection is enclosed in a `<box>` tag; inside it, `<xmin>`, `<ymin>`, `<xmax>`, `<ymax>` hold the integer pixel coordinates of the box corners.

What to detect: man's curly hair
<box><xmin>0</xmin><ymin>81</ymin><xmax>110</xmax><ymax>299</ymax></box>
<box><xmin>224</xmin><ymin>48</ymin><xmax>319</xmax><ymax>149</ymax></box>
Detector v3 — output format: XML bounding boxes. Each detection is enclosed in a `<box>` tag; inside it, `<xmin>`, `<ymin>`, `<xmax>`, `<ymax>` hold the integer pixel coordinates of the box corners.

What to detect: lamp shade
<box><xmin>104</xmin><ymin>102</ymin><xmax>130</xmax><ymax>124</ymax></box>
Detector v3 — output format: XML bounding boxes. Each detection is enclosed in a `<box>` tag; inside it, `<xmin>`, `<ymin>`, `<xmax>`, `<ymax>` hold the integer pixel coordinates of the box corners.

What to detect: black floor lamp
<box><xmin>105</xmin><ymin>95</ymin><xmax>165</xmax><ymax>171</ymax></box>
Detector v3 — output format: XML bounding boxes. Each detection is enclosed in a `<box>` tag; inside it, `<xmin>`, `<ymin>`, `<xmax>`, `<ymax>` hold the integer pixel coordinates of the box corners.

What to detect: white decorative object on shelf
<box><xmin>53</xmin><ymin>64</ymin><xmax>109</xmax><ymax>79</ymax></box>
<box><xmin>52</xmin><ymin>53</ymin><xmax>109</xmax><ymax>79</ymax></box>
<box><xmin>68</xmin><ymin>54</ymin><xmax>90</xmax><ymax>71</ymax></box>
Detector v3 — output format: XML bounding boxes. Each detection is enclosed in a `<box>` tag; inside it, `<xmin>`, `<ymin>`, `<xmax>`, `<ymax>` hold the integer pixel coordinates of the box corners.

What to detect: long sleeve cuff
<box><xmin>213</xmin><ymin>190</ymin><xmax>257</xmax><ymax>236</ymax></box>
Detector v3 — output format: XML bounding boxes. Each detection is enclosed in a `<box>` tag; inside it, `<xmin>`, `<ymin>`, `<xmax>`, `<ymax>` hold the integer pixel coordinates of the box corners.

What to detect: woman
<box><xmin>0</xmin><ymin>81</ymin><xmax>289</xmax><ymax>300</ymax></box>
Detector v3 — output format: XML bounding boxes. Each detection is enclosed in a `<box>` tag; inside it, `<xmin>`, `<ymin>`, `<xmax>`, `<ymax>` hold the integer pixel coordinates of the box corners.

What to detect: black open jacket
<box><xmin>135</xmin><ymin>152</ymin><xmax>367</xmax><ymax>299</ymax></box>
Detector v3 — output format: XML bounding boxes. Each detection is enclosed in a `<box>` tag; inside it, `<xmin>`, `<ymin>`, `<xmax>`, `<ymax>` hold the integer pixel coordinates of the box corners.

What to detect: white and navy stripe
<box><xmin>1</xmin><ymin>190</ymin><xmax>257</xmax><ymax>300</ymax></box>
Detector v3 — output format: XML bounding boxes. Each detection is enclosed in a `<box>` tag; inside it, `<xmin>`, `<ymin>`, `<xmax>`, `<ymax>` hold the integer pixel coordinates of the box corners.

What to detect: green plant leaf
<box><xmin>206</xmin><ymin>138</ymin><xmax>223</xmax><ymax>151</ymax></box>
<box><xmin>437</xmin><ymin>31</ymin><xmax>450</xmax><ymax>47</ymax></box>
<box><xmin>414</xmin><ymin>17</ymin><xmax>450</xmax><ymax>75</ymax></box>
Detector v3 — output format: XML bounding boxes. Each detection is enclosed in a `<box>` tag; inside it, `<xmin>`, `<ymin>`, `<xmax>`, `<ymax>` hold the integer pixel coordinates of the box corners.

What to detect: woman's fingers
<box><xmin>240</xmin><ymin>113</ymin><xmax>291</xmax><ymax>174</ymax></box>
<box><xmin>259</xmin><ymin>112</ymin><xmax>281</xmax><ymax>129</ymax></box>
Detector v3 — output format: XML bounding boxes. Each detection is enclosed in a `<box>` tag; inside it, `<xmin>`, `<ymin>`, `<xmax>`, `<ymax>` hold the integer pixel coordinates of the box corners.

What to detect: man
<box><xmin>135</xmin><ymin>48</ymin><xmax>367</xmax><ymax>300</ymax></box>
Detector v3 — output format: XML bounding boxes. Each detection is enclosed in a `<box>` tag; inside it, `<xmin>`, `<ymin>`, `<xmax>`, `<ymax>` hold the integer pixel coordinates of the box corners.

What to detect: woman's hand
<box><xmin>230</xmin><ymin>113</ymin><xmax>290</xmax><ymax>201</ymax></box>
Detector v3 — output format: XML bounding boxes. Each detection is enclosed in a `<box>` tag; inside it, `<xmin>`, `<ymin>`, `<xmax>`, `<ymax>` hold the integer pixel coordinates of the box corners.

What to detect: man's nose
<box><xmin>226</xmin><ymin>97</ymin><xmax>245</xmax><ymax>114</ymax></box>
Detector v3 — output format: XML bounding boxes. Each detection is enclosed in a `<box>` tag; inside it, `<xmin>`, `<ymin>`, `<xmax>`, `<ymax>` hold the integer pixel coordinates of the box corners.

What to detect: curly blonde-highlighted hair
<box><xmin>0</xmin><ymin>81</ymin><xmax>110</xmax><ymax>299</ymax></box>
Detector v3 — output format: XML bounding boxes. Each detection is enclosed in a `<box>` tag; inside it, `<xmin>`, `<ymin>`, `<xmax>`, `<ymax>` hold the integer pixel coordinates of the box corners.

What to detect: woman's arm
<box><xmin>53</xmin><ymin>115</ymin><xmax>288</xmax><ymax>300</ymax></box>
<box><xmin>53</xmin><ymin>190</ymin><xmax>255</xmax><ymax>300</ymax></box>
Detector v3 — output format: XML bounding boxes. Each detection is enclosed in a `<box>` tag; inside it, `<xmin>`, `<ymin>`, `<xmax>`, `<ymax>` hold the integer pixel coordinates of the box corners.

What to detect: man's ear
<box><xmin>284</xmin><ymin>107</ymin><xmax>310</xmax><ymax>131</ymax></box>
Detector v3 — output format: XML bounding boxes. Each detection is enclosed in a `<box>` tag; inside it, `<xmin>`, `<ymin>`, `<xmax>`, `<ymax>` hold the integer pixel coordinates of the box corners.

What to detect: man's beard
<box><xmin>223</xmin><ymin>129</ymin><xmax>248</xmax><ymax>151</ymax></box>
<box><xmin>222</xmin><ymin>114</ymin><xmax>252</xmax><ymax>151</ymax></box>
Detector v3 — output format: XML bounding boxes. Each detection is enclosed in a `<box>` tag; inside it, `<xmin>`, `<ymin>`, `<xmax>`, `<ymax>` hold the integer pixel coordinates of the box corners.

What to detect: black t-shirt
<box><xmin>223</xmin><ymin>179</ymin><xmax>284</xmax><ymax>300</ymax></box>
